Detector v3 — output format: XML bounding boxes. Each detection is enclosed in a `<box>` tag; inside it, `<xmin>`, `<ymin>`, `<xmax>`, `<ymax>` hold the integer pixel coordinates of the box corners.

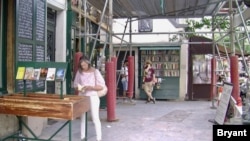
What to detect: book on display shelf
<box><xmin>33</xmin><ymin>68</ymin><xmax>41</xmax><ymax>80</ymax></box>
<box><xmin>46</xmin><ymin>68</ymin><xmax>56</xmax><ymax>81</ymax></box>
<box><xmin>55</xmin><ymin>68</ymin><xmax>66</xmax><ymax>81</ymax></box>
<box><xmin>24</xmin><ymin>67</ymin><xmax>34</xmax><ymax>80</ymax></box>
<box><xmin>16</xmin><ymin>67</ymin><xmax>26</xmax><ymax>80</ymax></box>
<box><xmin>39</xmin><ymin>68</ymin><xmax>48</xmax><ymax>80</ymax></box>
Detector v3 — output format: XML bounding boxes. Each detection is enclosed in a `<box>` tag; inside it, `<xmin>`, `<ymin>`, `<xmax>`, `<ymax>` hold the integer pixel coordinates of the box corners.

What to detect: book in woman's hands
<box><xmin>77</xmin><ymin>84</ymin><xmax>85</xmax><ymax>92</ymax></box>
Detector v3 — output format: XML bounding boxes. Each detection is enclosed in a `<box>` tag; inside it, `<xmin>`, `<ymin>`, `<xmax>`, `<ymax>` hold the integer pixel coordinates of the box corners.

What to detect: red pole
<box><xmin>106</xmin><ymin>61</ymin><xmax>117</xmax><ymax>121</ymax></box>
<box><xmin>127</xmin><ymin>56</ymin><xmax>134</xmax><ymax>98</ymax></box>
<box><xmin>111</xmin><ymin>56</ymin><xmax>117</xmax><ymax>97</ymax></box>
<box><xmin>230</xmin><ymin>56</ymin><xmax>242</xmax><ymax>106</ymax></box>
<box><xmin>73</xmin><ymin>52</ymin><xmax>83</xmax><ymax>95</ymax></box>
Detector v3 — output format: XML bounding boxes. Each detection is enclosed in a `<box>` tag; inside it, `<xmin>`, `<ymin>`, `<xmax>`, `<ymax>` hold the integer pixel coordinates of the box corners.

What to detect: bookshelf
<box><xmin>139</xmin><ymin>48</ymin><xmax>180</xmax><ymax>100</ymax></box>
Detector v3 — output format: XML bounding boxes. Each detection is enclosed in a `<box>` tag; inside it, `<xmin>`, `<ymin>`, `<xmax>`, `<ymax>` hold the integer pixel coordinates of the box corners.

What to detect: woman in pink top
<box><xmin>74</xmin><ymin>55</ymin><xmax>105</xmax><ymax>141</ymax></box>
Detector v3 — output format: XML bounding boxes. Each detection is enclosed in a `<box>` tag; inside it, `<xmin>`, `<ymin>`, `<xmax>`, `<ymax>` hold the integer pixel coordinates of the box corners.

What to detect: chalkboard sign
<box><xmin>17</xmin><ymin>43</ymin><xmax>33</xmax><ymax>61</ymax></box>
<box><xmin>15</xmin><ymin>0</ymin><xmax>46</xmax><ymax>92</ymax></box>
<box><xmin>36</xmin><ymin>0</ymin><xmax>45</xmax><ymax>41</ymax></box>
<box><xmin>35</xmin><ymin>45</ymin><xmax>45</xmax><ymax>91</ymax></box>
<box><xmin>35</xmin><ymin>80</ymin><xmax>45</xmax><ymax>91</ymax></box>
<box><xmin>36</xmin><ymin>45</ymin><xmax>45</xmax><ymax>61</ymax></box>
<box><xmin>16</xmin><ymin>80</ymin><xmax>33</xmax><ymax>92</ymax></box>
<box><xmin>17</xmin><ymin>0</ymin><xmax>33</xmax><ymax>39</ymax></box>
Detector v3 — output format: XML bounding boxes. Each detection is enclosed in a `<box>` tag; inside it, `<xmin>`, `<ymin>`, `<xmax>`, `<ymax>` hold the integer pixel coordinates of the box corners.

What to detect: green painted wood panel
<box><xmin>15</xmin><ymin>0</ymin><xmax>47</xmax><ymax>92</ymax></box>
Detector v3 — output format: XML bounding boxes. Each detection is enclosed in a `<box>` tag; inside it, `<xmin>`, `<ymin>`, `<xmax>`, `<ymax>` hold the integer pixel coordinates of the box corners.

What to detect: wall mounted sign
<box><xmin>138</xmin><ymin>19</ymin><xmax>153</xmax><ymax>32</ymax></box>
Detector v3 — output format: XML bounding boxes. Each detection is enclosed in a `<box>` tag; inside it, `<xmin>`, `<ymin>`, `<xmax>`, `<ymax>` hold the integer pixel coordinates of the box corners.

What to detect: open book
<box><xmin>77</xmin><ymin>84</ymin><xmax>85</xmax><ymax>92</ymax></box>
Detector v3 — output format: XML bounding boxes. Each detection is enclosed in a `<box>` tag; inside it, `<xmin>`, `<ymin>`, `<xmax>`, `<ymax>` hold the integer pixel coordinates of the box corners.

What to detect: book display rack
<box><xmin>139</xmin><ymin>48</ymin><xmax>180</xmax><ymax>100</ymax></box>
<box><xmin>15</xmin><ymin>62</ymin><xmax>68</xmax><ymax>98</ymax></box>
<box><xmin>1</xmin><ymin>62</ymin><xmax>89</xmax><ymax>141</ymax></box>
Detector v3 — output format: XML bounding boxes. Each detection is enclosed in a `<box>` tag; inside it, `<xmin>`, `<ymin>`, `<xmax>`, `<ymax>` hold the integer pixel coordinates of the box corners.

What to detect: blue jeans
<box><xmin>121</xmin><ymin>79</ymin><xmax>128</xmax><ymax>91</ymax></box>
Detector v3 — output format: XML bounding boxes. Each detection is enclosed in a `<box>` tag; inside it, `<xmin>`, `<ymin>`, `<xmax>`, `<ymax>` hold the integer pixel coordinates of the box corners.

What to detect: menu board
<box><xmin>15</xmin><ymin>0</ymin><xmax>46</xmax><ymax>92</ymax></box>
<box><xmin>36</xmin><ymin>45</ymin><xmax>45</xmax><ymax>62</ymax></box>
<box><xmin>16</xmin><ymin>80</ymin><xmax>33</xmax><ymax>92</ymax></box>
<box><xmin>17</xmin><ymin>0</ymin><xmax>33</xmax><ymax>39</ymax></box>
<box><xmin>35</xmin><ymin>45</ymin><xmax>45</xmax><ymax>90</ymax></box>
<box><xmin>17</xmin><ymin>43</ymin><xmax>33</xmax><ymax>61</ymax></box>
<box><xmin>36</xmin><ymin>0</ymin><xmax>45</xmax><ymax>41</ymax></box>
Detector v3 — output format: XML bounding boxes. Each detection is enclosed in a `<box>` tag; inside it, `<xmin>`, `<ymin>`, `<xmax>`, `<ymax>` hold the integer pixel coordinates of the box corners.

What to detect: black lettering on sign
<box><xmin>36</xmin><ymin>0</ymin><xmax>45</xmax><ymax>41</ymax></box>
<box><xmin>17</xmin><ymin>0</ymin><xmax>33</xmax><ymax>39</ymax></box>
<box><xmin>17</xmin><ymin>43</ymin><xmax>33</xmax><ymax>61</ymax></box>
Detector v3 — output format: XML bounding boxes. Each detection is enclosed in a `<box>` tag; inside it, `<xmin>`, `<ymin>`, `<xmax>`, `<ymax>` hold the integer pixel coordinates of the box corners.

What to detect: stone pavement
<box><xmin>39</xmin><ymin>99</ymin><xmax>216</xmax><ymax>141</ymax></box>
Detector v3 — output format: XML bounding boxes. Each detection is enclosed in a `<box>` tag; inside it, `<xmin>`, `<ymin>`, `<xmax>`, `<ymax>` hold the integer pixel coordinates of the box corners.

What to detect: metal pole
<box><xmin>230</xmin><ymin>0</ymin><xmax>235</xmax><ymax>56</ymax></box>
<box><xmin>129</xmin><ymin>18</ymin><xmax>132</xmax><ymax>55</ymax></box>
<box><xmin>235</xmin><ymin>0</ymin><xmax>250</xmax><ymax>46</ymax></box>
<box><xmin>78</xmin><ymin>0</ymin><xmax>81</xmax><ymax>51</ymax></box>
<box><xmin>113</xmin><ymin>31</ymin><xmax>234</xmax><ymax>35</ymax></box>
<box><xmin>89</xmin><ymin>0</ymin><xmax>108</xmax><ymax>61</ymax></box>
<box><xmin>116</xmin><ymin>18</ymin><xmax>129</xmax><ymax>58</ymax></box>
<box><xmin>84</xmin><ymin>0</ymin><xmax>87</xmax><ymax>53</ymax></box>
<box><xmin>82</xmin><ymin>31</ymin><xmax>248</xmax><ymax>36</ymax></box>
<box><xmin>108</xmin><ymin>0</ymin><xmax>113</xmax><ymax>59</ymax></box>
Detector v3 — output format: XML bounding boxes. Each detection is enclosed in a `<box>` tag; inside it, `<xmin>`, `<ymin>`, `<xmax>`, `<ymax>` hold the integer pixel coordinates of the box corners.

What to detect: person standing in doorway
<box><xmin>74</xmin><ymin>55</ymin><xmax>105</xmax><ymax>141</ymax></box>
<box><xmin>121</xmin><ymin>61</ymin><xmax>128</xmax><ymax>102</ymax></box>
<box><xmin>143</xmin><ymin>60</ymin><xmax>156</xmax><ymax>104</ymax></box>
<box><xmin>120</xmin><ymin>60</ymin><xmax>135</xmax><ymax>104</ymax></box>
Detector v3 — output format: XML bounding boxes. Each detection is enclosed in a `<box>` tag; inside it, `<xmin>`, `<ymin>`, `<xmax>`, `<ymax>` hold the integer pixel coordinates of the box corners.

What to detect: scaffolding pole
<box><xmin>89</xmin><ymin>0</ymin><xmax>108</xmax><ymax>61</ymax></box>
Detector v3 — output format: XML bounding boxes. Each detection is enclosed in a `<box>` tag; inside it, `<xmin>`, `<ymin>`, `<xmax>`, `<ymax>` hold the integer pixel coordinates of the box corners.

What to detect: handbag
<box><xmin>94</xmin><ymin>70</ymin><xmax>108</xmax><ymax>97</ymax></box>
<box><xmin>98</xmin><ymin>85</ymin><xmax>108</xmax><ymax>97</ymax></box>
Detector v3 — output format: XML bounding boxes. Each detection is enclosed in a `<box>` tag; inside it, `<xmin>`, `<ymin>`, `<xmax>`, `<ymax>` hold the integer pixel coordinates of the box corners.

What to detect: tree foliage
<box><xmin>184</xmin><ymin>16</ymin><xmax>250</xmax><ymax>53</ymax></box>
<box><xmin>184</xmin><ymin>17</ymin><xmax>230</xmax><ymax>37</ymax></box>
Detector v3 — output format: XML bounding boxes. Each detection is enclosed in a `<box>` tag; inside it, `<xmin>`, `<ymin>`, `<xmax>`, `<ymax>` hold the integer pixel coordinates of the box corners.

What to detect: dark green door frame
<box><xmin>0</xmin><ymin>0</ymin><xmax>8</xmax><ymax>94</ymax></box>
<box><xmin>66</xmin><ymin>0</ymin><xmax>73</xmax><ymax>94</ymax></box>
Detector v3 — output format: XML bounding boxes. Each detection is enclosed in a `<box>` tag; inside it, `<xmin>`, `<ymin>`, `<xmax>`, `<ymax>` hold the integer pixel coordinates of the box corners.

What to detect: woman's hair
<box><xmin>78</xmin><ymin>55</ymin><xmax>91</xmax><ymax>71</ymax></box>
<box><xmin>145</xmin><ymin>60</ymin><xmax>152</xmax><ymax>65</ymax></box>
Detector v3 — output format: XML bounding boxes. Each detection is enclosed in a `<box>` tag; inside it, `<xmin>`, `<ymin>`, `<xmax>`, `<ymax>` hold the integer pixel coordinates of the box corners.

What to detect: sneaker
<box><xmin>152</xmin><ymin>98</ymin><xmax>156</xmax><ymax>104</ymax></box>
<box><xmin>129</xmin><ymin>99</ymin><xmax>136</xmax><ymax>105</ymax></box>
<box><xmin>123</xmin><ymin>99</ymin><xmax>128</xmax><ymax>103</ymax></box>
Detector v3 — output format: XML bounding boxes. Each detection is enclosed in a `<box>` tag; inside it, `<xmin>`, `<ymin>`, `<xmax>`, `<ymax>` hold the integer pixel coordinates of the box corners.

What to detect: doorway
<box><xmin>116</xmin><ymin>51</ymin><xmax>135</xmax><ymax>98</ymax></box>
<box><xmin>46</xmin><ymin>8</ymin><xmax>56</xmax><ymax>93</ymax></box>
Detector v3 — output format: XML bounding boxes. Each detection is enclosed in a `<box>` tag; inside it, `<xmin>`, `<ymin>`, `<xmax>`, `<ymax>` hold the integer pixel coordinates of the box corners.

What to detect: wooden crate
<box><xmin>0</xmin><ymin>93</ymin><xmax>90</xmax><ymax>120</ymax></box>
